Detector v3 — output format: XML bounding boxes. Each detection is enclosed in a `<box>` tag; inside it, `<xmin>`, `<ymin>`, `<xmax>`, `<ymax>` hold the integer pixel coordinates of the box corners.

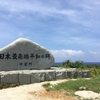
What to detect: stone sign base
<box><xmin>0</xmin><ymin>68</ymin><xmax>90</xmax><ymax>85</ymax></box>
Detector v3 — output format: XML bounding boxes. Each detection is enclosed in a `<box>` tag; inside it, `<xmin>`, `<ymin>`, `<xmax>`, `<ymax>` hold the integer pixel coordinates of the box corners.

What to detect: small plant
<box><xmin>42</xmin><ymin>82</ymin><xmax>53</xmax><ymax>91</ymax></box>
<box><xmin>42</xmin><ymin>82</ymin><xmax>51</xmax><ymax>88</ymax></box>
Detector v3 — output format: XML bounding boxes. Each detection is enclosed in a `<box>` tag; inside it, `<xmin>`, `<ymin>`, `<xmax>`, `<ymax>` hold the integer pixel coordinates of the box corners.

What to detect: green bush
<box><xmin>62</xmin><ymin>60</ymin><xmax>84</xmax><ymax>68</ymax></box>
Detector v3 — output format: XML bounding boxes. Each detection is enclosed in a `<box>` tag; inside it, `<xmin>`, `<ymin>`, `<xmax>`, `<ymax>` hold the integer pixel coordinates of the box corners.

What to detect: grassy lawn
<box><xmin>42</xmin><ymin>75</ymin><xmax>100</xmax><ymax>97</ymax></box>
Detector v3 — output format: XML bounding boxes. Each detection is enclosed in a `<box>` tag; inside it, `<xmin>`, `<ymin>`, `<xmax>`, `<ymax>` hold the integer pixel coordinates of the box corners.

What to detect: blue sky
<box><xmin>0</xmin><ymin>0</ymin><xmax>100</xmax><ymax>62</ymax></box>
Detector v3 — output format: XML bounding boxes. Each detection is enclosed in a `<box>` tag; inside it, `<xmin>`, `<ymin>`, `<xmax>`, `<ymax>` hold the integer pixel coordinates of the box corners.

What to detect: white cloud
<box><xmin>0</xmin><ymin>1</ymin><xmax>73</xmax><ymax>19</ymax></box>
<box><xmin>50</xmin><ymin>49</ymin><xmax>84</xmax><ymax>62</ymax></box>
<box><xmin>50</xmin><ymin>49</ymin><xmax>100</xmax><ymax>62</ymax></box>
<box><xmin>51</xmin><ymin>49</ymin><xmax>84</xmax><ymax>56</ymax></box>
<box><xmin>0</xmin><ymin>0</ymin><xmax>82</xmax><ymax>20</ymax></box>
<box><xmin>1</xmin><ymin>0</ymin><xmax>100</xmax><ymax>31</ymax></box>
<box><xmin>89</xmin><ymin>50</ymin><xmax>100</xmax><ymax>55</ymax></box>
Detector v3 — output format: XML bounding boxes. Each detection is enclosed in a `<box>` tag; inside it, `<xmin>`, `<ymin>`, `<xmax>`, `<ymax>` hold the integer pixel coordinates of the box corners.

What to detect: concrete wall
<box><xmin>0</xmin><ymin>69</ymin><xmax>90</xmax><ymax>84</ymax></box>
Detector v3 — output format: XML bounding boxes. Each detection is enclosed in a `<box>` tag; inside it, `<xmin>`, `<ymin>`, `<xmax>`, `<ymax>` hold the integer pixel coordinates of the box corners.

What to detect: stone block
<box><xmin>18</xmin><ymin>72</ymin><xmax>31</xmax><ymax>84</ymax></box>
<box><xmin>77</xmin><ymin>71</ymin><xmax>83</xmax><ymax>78</ymax></box>
<box><xmin>82</xmin><ymin>70</ymin><xmax>90</xmax><ymax>78</ymax></box>
<box><xmin>56</xmin><ymin>70</ymin><xmax>67</xmax><ymax>79</ymax></box>
<box><xmin>1</xmin><ymin>71</ymin><xmax>18</xmax><ymax>84</ymax></box>
<box><xmin>67</xmin><ymin>71</ymin><xmax>78</xmax><ymax>78</ymax></box>
<box><xmin>77</xmin><ymin>70</ymin><xmax>90</xmax><ymax>78</ymax></box>
<box><xmin>0</xmin><ymin>73</ymin><xmax>1</xmax><ymax>84</ymax></box>
<box><xmin>31</xmin><ymin>71</ymin><xmax>45</xmax><ymax>83</ymax></box>
<box><xmin>45</xmin><ymin>70</ymin><xmax>56</xmax><ymax>81</ymax></box>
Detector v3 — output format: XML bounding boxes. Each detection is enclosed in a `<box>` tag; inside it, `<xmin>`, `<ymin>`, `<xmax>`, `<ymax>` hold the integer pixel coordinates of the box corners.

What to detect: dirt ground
<box><xmin>0</xmin><ymin>79</ymin><xmax>77</xmax><ymax>100</ymax></box>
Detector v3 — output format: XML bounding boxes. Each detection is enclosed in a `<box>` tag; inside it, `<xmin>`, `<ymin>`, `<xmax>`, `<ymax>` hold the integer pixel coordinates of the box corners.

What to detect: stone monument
<box><xmin>0</xmin><ymin>38</ymin><xmax>54</xmax><ymax>71</ymax></box>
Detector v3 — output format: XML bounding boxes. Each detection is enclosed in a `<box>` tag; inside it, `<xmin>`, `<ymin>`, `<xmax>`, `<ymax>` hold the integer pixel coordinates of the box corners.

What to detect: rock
<box><xmin>56</xmin><ymin>70</ymin><xmax>67</xmax><ymax>79</ymax></box>
<box><xmin>67</xmin><ymin>71</ymin><xmax>78</xmax><ymax>78</ymax></box>
<box><xmin>0</xmin><ymin>38</ymin><xmax>54</xmax><ymax>71</ymax></box>
<box><xmin>1</xmin><ymin>71</ymin><xmax>18</xmax><ymax>84</ymax></box>
<box><xmin>79</xmin><ymin>86</ymin><xmax>87</xmax><ymax>90</ymax></box>
<box><xmin>31</xmin><ymin>70</ymin><xmax>45</xmax><ymax>83</ymax></box>
<box><xmin>77</xmin><ymin>71</ymin><xmax>83</xmax><ymax>78</ymax></box>
<box><xmin>67</xmin><ymin>70</ymin><xmax>90</xmax><ymax>79</ymax></box>
<box><xmin>77</xmin><ymin>70</ymin><xmax>90</xmax><ymax>78</ymax></box>
<box><xmin>45</xmin><ymin>70</ymin><xmax>56</xmax><ymax>81</ymax></box>
<box><xmin>18</xmin><ymin>71</ymin><xmax>31</xmax><ymax>84</ymax></box>
<box><xmin>82</xmin><ymin>70</ymin><xmax>90</xmax><ymax>78</ymax></box>
<box><xmin>75</xmin><ymin>91</ymin><xmax>100</xmax><ymax>99</ymax></box>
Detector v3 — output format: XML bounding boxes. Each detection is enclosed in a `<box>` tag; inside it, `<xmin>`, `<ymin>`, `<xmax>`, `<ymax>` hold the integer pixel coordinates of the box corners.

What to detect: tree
<box><xmin>62</xmin><ymin>60</ymin><xmax>84</xmax><ymax>68</ymax></box>
<box><xmin>62</xmin><ymin>59</ymin><xmax>71</xmax><ymax>68</ymax></box>
<box><xmin>74</xmin><ymin>60</ymin><xmax>84</xmax><ymax>68</ymax></box>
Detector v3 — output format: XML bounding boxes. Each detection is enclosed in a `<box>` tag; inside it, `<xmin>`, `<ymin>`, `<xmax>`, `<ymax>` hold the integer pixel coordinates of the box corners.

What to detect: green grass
<box><xmin>83</xmin><ymin>99</ymin><xmax>94</xmax><ymax>100</ymax></box>
<box><xmin>0</xmin><ymin>83</ymin><xmax>19</xmax><ymax>89</ymax></box>
<box><xmin>43</xmin><ymin>75</ymin><xmax>100</xmax><ymax>96</ymax></box>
